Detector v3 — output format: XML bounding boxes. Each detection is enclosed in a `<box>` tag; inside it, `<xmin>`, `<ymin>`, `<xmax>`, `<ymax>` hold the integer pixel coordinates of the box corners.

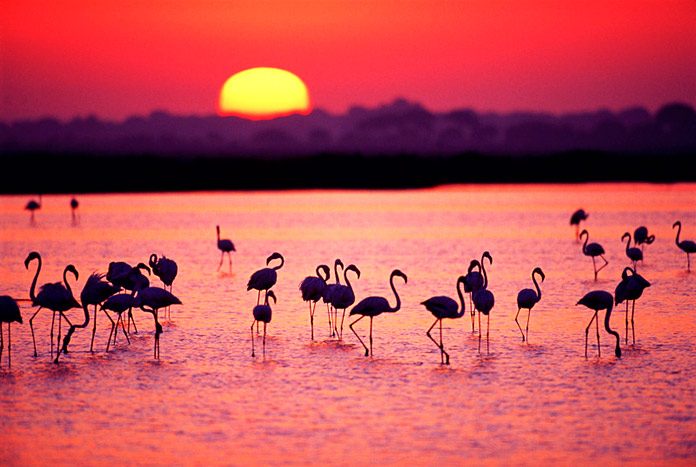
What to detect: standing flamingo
<box><xmin>579</xmin><ymin>230</ymin><xmax>608</xmax><ymax>281</ymax></box>
<box><xmin>299</xmin><ymin>264</ymin><xmax>330</xmax><ymax>340</ymax></box>
<box><xmin>247</xmin><ymin>252</ymin><xmax>284</xmax><ymax>305</ymax></box>
<box><xmin>0</xmin><ymin>296</ymin><xmax>23</xmax><ymax>367</ymax></box>
<box><xmin>70</xmin><ymin>196</ymin><xmax>79</xmax><ymax>223</ymax></box>
<box><xmin>251</xmin><ymin>290</ymin><xmax>276</xmax><ymax>357</ymax></box>
<box><xmin>216</xmin><ymin>225</ymin><xmax>236</xmax><ymax>272</ymax></box>
<box><xmin>57</xmin><ymin>273</ymin><xmax>120</xmax><ymax>362</ymax></box>
<box><xmin>117</xmin><ymin>263</ymin><xmax>150</xmax><ymax>334</ymax></box>
<box><xmin>421</xmin><ymin>275</ymin><xmax>466</xmax><ymax>365</ymax></box>
<box><xmin>633</xmin><ymin>226</ymin><xmax>655</xmax><ymax>253</ymax></box>
<box><xmin>25</xmin><ymin>195</ymin><xmax>42</xmax><ymax>223</ymax></box>
<box><xmin>576</xmin><ymin>290</ymin><xmax>621</xmax><ymax>358</ymax></box>
<box><xmin>472</xmin><ymin>256</ymin><xmax>495</xmax><ymax>354</ymax></box>
<box><xmin>621</xmin><ymin>232</ymin><xmax>643</xmax><ymax>270</ymax></box>
<box><xmin>615</xmin><ymin>267</ymin><xmax>651</xmax><ymax>345</ymax></box>
<box><xmin>100</xmin><ymin>294</ymin><xmax>134</xmax><ymax>349</ymax></box>
<box><xmin>149</xmin><ymin>254</ymin><xmax>178</xmax><ymax>320</ymax></box>
<box><xmin>349</xmin><ymin>269</ymin><xmax>407</xmax><ymax>357</ymax></box>
<box><xmin>25</xmin><ymin>252</ymin><xmax>80</xmax><ymax>358</ymax></box>
<box><xmin>570</xmin><ymin>209</ymin><xmax>589</xmax><ymax>242</ymax></box>
<box><xmin>330</xmin><ymin>264</ymin><xmax>361</xmax><ymax>339</ymax></box>
<box><xmin>673</xmin><ymin>221</ymin><xmax>696</xmax><ymax>271</ymax></box>
<box><xmin>515</xmin><ymin>267</ymin><xmax>545</xmax><ymax>343</ymax></box>
<box><xmin>465</xmin><ymin>252</ymin><xmax>492</xmax><ymax>333</ymax></box>
<box><xmin>132</xmin><ymin>287</ymin><xmax>182</xmax><ymax>359</ymax></box>
<box><xmin>322</xmin><ymin>259</ymin><xmax>344</xmax><ymax>337</ymax></box>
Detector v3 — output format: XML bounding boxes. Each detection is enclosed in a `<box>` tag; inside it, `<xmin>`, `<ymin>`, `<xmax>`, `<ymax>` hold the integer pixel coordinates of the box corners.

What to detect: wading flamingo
<box><xmin>70</xmin><ymin>196</ymin><xmax>79</xmax><ymax>223</ymax></box>
<box><xmin>132</xmin><ymin>287</ymin><xmax>181</xmax><ymax>359</ymax></box>
<box><xmin>251</xmin><ymin>290</ymin><xmax>276</xmax><ymax>357</ymax></box>
<box><xmin>25</xmin><ymin>195</ymin><xmax>41</xmax><ymax>223</ymax></box>
<box><xmin>515</xmin><ymin>267</ymin><xmax>545</xmax><ymax>343</ymax></box>
<box><xmin>330</xmin><ymin>264</ymin><xmax>361</xmax><ymax>339</ymax></box>
<box><xmin>633</xmin><ymin>226</ymin><xmax>655</xmax><ymax>253</ymax></box>
<box><xmin>673</xmin><ymin>221</ymin><xmax>696</xmax><ymax>271</ymax></box>
<box><xmin>472</xmin><ymin>256</ymin><xmax>495</xmax><ymax>354</ymax></box>
<box><xmin>570</xmin><ymin>209</ymin><xmax>589</xmax><ymax>242</ymax></box>
<box><xmin>421</xmin><ymin>275</ymin><xmax>466</xmax><ymax>364</ymax></box>
<box><xmin>216</xmin><ymin>225</ymin><xmax>236</xmax><ymax>272</ymax></box>
<box><xmin>615</xmin><ymin>267</ymin><xmax>651</xmax><ymax>345</ymax></box>
<box><xmin>579</xmin><ymin>230</ymin><xmax>608</xmax><ymax>281</ymax></box>
<box><xmin>247</xmin><ymin>252</ymin><xmax>285</xmax><ymax>305</ymax></box>
<box><xmin>100</xmin><ymin>294</ymin><xmax>135</xmax><ymax>349</ymax></box>
<box><xmin>149</xmin><ymin>254</ymin><xmax>178</xmax><ymax>319</ymax></box>
<box><xmin>0</xmin><ymin>296</ymin><xmax>23</xmax><ymax>367</ymax></box>
<box><xmin>621</xmin><ymin>232</ymin><xmax>643</xmax><ymax>270</ymax></box>
<box><xmin>576</xmin><ymin>290</ymin><xmax>621</xmax><ymax>358</ymax></box>
<box><xmin>299</xmin><ymin>265</ymin><xmax>330</xmax><ymax>340</ymax></box>
<box><xmin>322</xmin><ymin>259</ymin><xmax>344</xmax><ymax>337</ymax></box>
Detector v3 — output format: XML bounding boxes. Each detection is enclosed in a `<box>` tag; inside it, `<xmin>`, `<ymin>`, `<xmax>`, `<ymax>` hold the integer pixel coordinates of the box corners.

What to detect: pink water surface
<box><xmin>0</xmin><ymin>184</ymin><xmax>695</xmax><ymax>465</ymax></box>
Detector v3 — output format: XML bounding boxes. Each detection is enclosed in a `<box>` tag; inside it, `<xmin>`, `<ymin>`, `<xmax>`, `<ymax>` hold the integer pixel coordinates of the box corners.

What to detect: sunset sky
<box><xmin>2</xmin><ymin>0</ymin><xmax>695</xmax><ymax>121</ymax></box>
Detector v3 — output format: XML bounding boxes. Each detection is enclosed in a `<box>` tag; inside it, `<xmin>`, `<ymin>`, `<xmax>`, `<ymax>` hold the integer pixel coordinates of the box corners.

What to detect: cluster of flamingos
<box><xmin>24</xmin><ymin>194</ymin><xmax>81</xmax><ymax>224</ymax></box>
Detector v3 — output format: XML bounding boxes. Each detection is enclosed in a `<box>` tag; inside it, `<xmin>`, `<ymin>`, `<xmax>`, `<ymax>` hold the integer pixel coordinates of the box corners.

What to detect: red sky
<box><xmin>2</xmin><ymin>0</ymin><xmax>695</xmax><ymax>121</ymax></box>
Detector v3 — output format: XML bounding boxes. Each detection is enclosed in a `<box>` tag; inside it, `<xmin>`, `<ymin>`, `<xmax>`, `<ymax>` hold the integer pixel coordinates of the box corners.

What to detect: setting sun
<box><xmin>218</xmin><ymin>67</ymin><xmax>311</xmax><ymax>120</ymax></box>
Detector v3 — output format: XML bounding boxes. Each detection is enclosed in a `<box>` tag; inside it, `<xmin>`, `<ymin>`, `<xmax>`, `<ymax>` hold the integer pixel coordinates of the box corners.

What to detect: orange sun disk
<box><xmin>218</xmin><ymin>67</ymin><xmax>311</xmax><ymax>120</ymax></box>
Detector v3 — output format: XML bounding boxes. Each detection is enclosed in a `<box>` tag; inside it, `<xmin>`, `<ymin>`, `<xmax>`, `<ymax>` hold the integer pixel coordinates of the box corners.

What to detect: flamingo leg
<box><xmin>256</xmin><ymin>290</ymin><xmax>261</xmax><ymax>306</ymax></box>
<box><xmin>56</xmin><ymin>313</ymin><xmax>63</xmax><ymax>360</ymax></box>
<box><xmin>263</xmin><ymin>322</ymin><xmax>267</xmax><ymax>356</ymax></box>
<box><xmin>29</xmin><ymin>307</ymin><xmax>43</xmax><ymax>357</ymax></box>
<box><xmin>228</xmin><ymin>251</ymin><xmax>232</xmax><ymax>273</ymax></box>
<box><xmin>127</xmin><ymin>305</ymin><xmax>138</xmax><ymax>334</ymax></box>
<box><xmin>369</xmin><ymin>317</ymin><xmax>373</xmax><ymax>357</ymax></box>
<box><xmin>688</xmin><ymin>253</ymin><xmax>691</xmax><ymax>272</ymax></box>
<box><xmin>103</xmin><ymin>309</ymin><xmax>115</xmax><ymax>352</ymax></box>
<box><xmin>585</xmin><ymin>312</ymin><xmax>597</xmax><ymax>358</ymax></box>
<box><xmin>91</xmin><ymin>304</ymin><xmax>98</xmax><ymax>352</ymax></box>
<box><xmin>7</xmin><ymin>323</ymin><xmax>10</xmax><ymax>367</ymax></box>
<box><xmin>50</xmin><ymin>310</ymin><xmax>56</xmax><ymax>358</ymax></box>
<box><xmin>487</xmin><ymin>314</ymin><xmax>490</xmax><ymax>355</ymax></box>
<box><xmin>425</xmin><ymin>319</ymin><xmax>443</xmax><ymax>363</ymax></box>
<box><xmin>349</xmin><ymin>315</ymin><xmax>368</xmax><ymax>356</ymax></box>
<box><xmin>469</xmin><ymin>294</ymin><xmax>475</xmax><ymax>333</ymax></box>
<box><xmin>631</xmin><ymin>300</ymin><xmax>636</xmax><ymax>345</ymax></box>
<box><xmin>625</xmin><ymin>301</ymin><xmax>629</xmax><ymax>345</ymax></box>
<box><xmin>525</xmin><ymin>308</ymin><xmax>531</xmax><ymax>343</ymax></box>
<box><xmin>595</xmin><ymin>311</ymin><xmax>601</xmax><ymax>357</ymax></box>
<box><xmin>340</xmin><ymin>309</ymin><xmax>346</xmax><ymax>340</ymax></box>
<box><xmin>478</xmin><ymin>311</ymin><xmax>482</xmax><ymax>354</ymax></box>
<box><xmin>514</xmin><ymin>307</ymin><xmax>525</xmax><ymax>342</ymax></box>
<box><xmin>120</xmin><ymin>316</ymin><xmax>130</xmax><ymax>344</ymax></box>
<box><xmin>333</xmin><ymin>308</ymin><xmax>339</xmax><ymax>339</ymax></box>
<box><xmin>309</xmin><ymin>301</ymin><xmax>314</xmax><ymax>341</ymax></box>
<box><xmin>440</xmin><ymin>319</ymin><xmax>450</xmax><ymax>364</ymax></box>
<box><xmin>575</xmin><ymin>224</ymin><xmax>580</xmax><ymax>242</ymax></box>
<box><xmin>592</xmin><ymin>256</ymin><xmax>597</xmax><ymax>281</ymax></box>
<box><xmin>251</xmin><ymin>320</ymin><xmax>256</xmax><ymax>357</ymax></box>
<box><xmin>327</xmin><ymin>303</ymin><xmax>333</xmax><ymax>337</ymax></box>
<box><xmin>597</xmin><ymin>255</ymin><xmax>609</xmax><ymax>276</ymax></box>
<box><xmin>217</xmin><ymin>251</ymin><xmax>224</xmax><ymax>271</ymax></box>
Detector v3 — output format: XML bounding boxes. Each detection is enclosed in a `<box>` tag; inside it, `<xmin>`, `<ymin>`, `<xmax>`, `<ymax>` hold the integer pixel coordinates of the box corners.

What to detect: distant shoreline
<box><xmin>2</xmin><ymin>151</ymin><xmax>695</xmax><ymax>194</ymax></box>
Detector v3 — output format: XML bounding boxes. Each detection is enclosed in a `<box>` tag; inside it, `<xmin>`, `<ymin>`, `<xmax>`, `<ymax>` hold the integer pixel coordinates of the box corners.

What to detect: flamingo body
<box><xmin>0</xmin><ymin>296</ymin><xmax>23</xmax><ymax>367</ymax></box>
<box><xmin>673</xmin><ymin>221</ymin><xmax>696</xmax><ymax>271</ymax></box>
<box><xmin>576</xmin><ymin>290</ymin><xmax>621</xmax><ymax>358</ymax></box>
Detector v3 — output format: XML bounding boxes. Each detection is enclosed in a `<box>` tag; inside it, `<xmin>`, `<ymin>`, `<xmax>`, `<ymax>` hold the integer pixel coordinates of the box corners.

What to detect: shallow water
<box><xmin>0</xmin><ymin>184</ymin><xmax>695</xmax><ymax>465</ymax></box>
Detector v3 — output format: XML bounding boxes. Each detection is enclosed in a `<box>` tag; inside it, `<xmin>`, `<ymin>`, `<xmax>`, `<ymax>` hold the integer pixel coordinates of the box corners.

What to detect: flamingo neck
<box><xmin>334</xmin><ymin>262</ymin><xmax>343</xmax><ymax>285</ymax></box>
<box><xmin>456</xmin><ymin>280</ymin><xmax>466</xmax><ymax>317</ymax></box>
<box><xmin>603</xmin><ymin>303</ymin><xmax>621</xmax><ymax>358</ymax></box>
<box><xmin>63</xmin><ymin>267</ymin><xmax>75</xmax><ymax>299</ymax></box>
<box><xmin>29</xmin><ymin>256</ymin><xmax>41</xmax><ymax>302</ymax></box>
<box><xmin>272</xmin><ymin>255</ymin><xmax>285</xmax><ymax>271</ymax></box>
<box><xmin>581</xmin><ymin>232</ymin><xmax>589</xmax><ymax>253</ymax></box>
<box><xmin>389</xmin><ymin>274</ymin><xmax>401</xmax><ymax>312</ymax></box>
<box><xmin>532</xmin><ymin>272</ymin><xmax>542</xmax><ymax>301</ymax></box>
<box><xmin>216</xmin><ymin>227</ymin><xmax>220</xmax><ymax>242</ymax></box>
<box><xmin>344</xmin><ymin>269</ymin><xmax>354</xmax><ymax>292</ymax></box>
<box><xmin>624</xmin><ymin>234</ymin><xmax>632</xmax><ymax>253</ymax></box>
<box><xmin>481</xmin><ymin>259</ymin><xmax>488</xmax><ymax>289</ymax></box>
<box><xmin>675</xmin><ymin>223</ymin><xmax>681</xmax><ymax>246</ymax></box>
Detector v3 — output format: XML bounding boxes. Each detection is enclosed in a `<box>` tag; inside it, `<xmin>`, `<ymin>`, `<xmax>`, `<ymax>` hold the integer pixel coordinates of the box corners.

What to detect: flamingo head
<box><xmin>24</xmin><ymin>251</ymin><xmax>41</xmax><ymax>269</ymax></box>
<box><xmin>467</xmin><ymin>260</ymin><xmax>481</xmax><ymax>273</ymax></box>
<box><xmin>621</xmin><ymin>232</ymin><xmax>630</xmax><ymax>243</ymax></box>
<box><xmin>391</xmin><ymin>269</ymin><xmax>408</xmax><ymax>284</ymax></box>
<box><xmin>672</xmin><ymin>221</ymin><xmax>681</xmax><ymax>229</ymax></box>
<box><xmin>65</xmin><ymin>264</ymin><xmax>79</xmax><ymax>281</ymax></box>
<box><xmin>317</xmin><ymin>264</ymin><xmax>330</xmax><ymax>280</ymax></box>
<box><xmin>149</xmin><ymin>254</ymin><xmax>158</xmax><ymax>268</ymax></box>
<box><xmin>266</xmin><ymin>252</ymin><xmax>284</xmax><ymax>266</ymax></box>
<box><xmin>266</xmin><ymin>290</ymin><xmax>277</xmax><ymax>305</ymax></box>
<box><xmin>533</xmin><ymin>267</ymin><xmax>545</xmax><ymax>282</ymax></box>
<box><xmin>346</xmin><ymin>264</ymin><xmax>361</xmax><ymax>279</ymax></box>
<box><xmin>482</xmin><ymin>251</ymin><xmax>493</xmax><ymax>265</ymax></box>
<box><xmin>136</xmin><ymin>263</ymin><xmax>151</xmax><ymax>275</ymax></box>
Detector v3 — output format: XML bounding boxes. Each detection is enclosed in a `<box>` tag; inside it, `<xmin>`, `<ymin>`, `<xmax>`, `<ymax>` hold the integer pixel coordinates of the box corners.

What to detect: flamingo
<box><xmin>57</xmin><ymin>273</ymin><xmax>120</xmax><ymax>362</ymax></box>
<box><xmin>247</xmin><ymin>252</ymin><xmax>284</xmax><ymax>305</ymax></box>
<box><xmin>349</xmin><ymin>269</ymin><xmax>407</xmax><ymax>357</ymax></box>
<box><xmin>299</xmin><ymin>264</ymin><xmax>330</xmax><ymax>340</ymax></box>
<box><xmin>330</xmin><ymin>264</ymin><xmax>361</xmax><ymax>339</ymax></box>
<box><xmin>132</xmin><ymin>287</ymin><xmax>182</xmax><ymax>359</ymax></box>
<box><xmin>472</xmin><ymin>255</ymin><xmax>495</xmax><ymax>354</ymax></box>
<box><xmin>116</xmin><ymin>262</ymin><xmax>150</xmax><ymax>334</ymax></box>
<box><xmin>216</xmin><ymin>225</ymin><xmax>236</xmax><ymax>272</ymax></box>
<box><xmin>673</xmin><ymin>221</ymin><xmax>696</xmax><ymax>271</ymax></box>
<box><xmin>421</xmin><ymin>275</ymin><xmax>466</xmax><ymax>365</ymax></box>
<box><xmin>579</xmin><ymin>229</ymin><xmax>608</xmax><ymax>281</ymax></box>
<box><xmin>0</xmin><ymin>296</ymin><xmax>23</xmax><ymax>367</ymax></box>
<box><xmin>149</xmin><ymin>254</ymin><xmax>178</xmax><ymax>319</ymax></box>
<box><xmin>251</xmin><ymin>290</ymin><xmax>276</xmax><ymax>357</ymax></box>
<box><xmin>633</xmin><ymin>226</ymin><xmax>655</xmax><ymax>253</ymax></box>
<box><xmin>621</xmin><ymin>232</ymin><xmax>643</xmax><ymax>270</ymax></box>
<box><xmin>70</xmin><ymin>196</ymin><xmax>79</xmax><ymax>223</ymax></box>
<box><xmin>24</xmin><ymin>252</ymin><xmax>80</xmax><ymax>358</ymax></box>
<box><xmin>570</xmin><ymin>209</ymin><xmax>589</xmax><ymax>242</ymax></box>
<box><xmin>465</xmin><ymin>252</ymin><xmax>492</xmax><ymax>333</ymax></box>
<box><xmin>576</xmin><ymin>290</ymin><xmax>621</xmax><ymax>358</ymax></box>
<box><xmin>25</xmin><ymin>195</ymin><xmax>41</xmax><ymax>223</ymax></box>
<box><xmin>515</xmin><ymin>267</ymin><xmax>545</xmax><ymax>343</ymax></box>
<box><xmin>100</xmin><ymin>294</ymin><xmax>135</xmax><ymax>349</ymax></box>
<box><xmin>322</xmin><ymin>259</ymin><xmax>344</xmax><ymax>337</ymax></box>
<box><xmin>615</xmin><ymin>267</ymin><xmax>651</xmax><ymax>345</ymax></box>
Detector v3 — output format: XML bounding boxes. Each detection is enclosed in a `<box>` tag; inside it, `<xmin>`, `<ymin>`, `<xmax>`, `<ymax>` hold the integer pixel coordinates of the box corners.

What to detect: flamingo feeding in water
<box><xmin>25</xmin><ymin>195</ymin><xmax>41</xmax><ymax>223</ymax></box>
<box><xmin>421</xmin><ymin>275</ymin><xmax>467</xmax><ymax>365</ymax></box>
<box><xmin>247</xmin><ymin>252</ymin><xmax>284</xmax><ymax>305</ymax></box>
<box><xmin>216</xmin><ymin>225</ymin><xmax>236</xmax><ymax>272</ymax></box>
<box><xmin>25</xmin><ymin>252</ymin><xmax>80</xmax><ymax>358</ymax></box>
<box><xmin>570</xmin><ymin>209</ymin><xmax>589</xmax><ymax>242</ymax></box>
<box><xmin>100</xmin><ymin>294</ymin><xmax>135</xmax><ymax>349</ymax></box>
<box><xmin>322</xmin><ymin>259</ymin><xmax>344</xmax><ymax>337</ymax></box>
<box><xmin>251</xmin><ymin>290</ymin><xmax>276</xmax><ymax>357</ymax></box>
<box><xmin>57</xmin><ymin>273</ymin><xmax>120</xmax><ymax>362</ymax></box>
<box><xmin>633</xmin><ymin>226</ymin><xmax>655</xmax><ymax>253</ymax></box>
<box><xmin>0</xmin><ymin>296</ymin><xmax>23</xmax><ymax>367</ymax></box>
<box><xmin>149</xmin><ymin>254</ymin><xmax>178</xmax><ymax>320</ymax></box>
<box><xmin>579</xmin><ymin>229</ymin><xmax>608</xmax><ymax>281</ymax></box>
<box><xmin>349</xmin><ymin>269</ymin><xmax>407</xmax><ymax>357</ymax></box>
<box><xmin>621</xmin><ymin>232</ymin><xmax>643</xmax><ymax>270</ymax></box>
<box><xmin>576</xmin><ymin>290</ymin><xmax>621</xmax><ymax>358</ymax></box>
<box><xmin>673</xmin><ymin>221</ymin><xmax>696</xmax><ymax>272</ymax></box>
<box><xmin>515</xmin><ymin>267</ymin><xmax>545</xmax><ymax>343</ymax></box>
<box><xmin>472</xmin><ymin>254</ymin><xmax>495</xmax><ymax>354</ymax></box>
<box><xmin>615</xmin><ymin>267</ymin><xmax>651</xmax><ymax>345</ymax></box>
<box><xmin>299</xmin><ymin>264</ymin><xmax>330</xmax><ymax>340</ymax></box>
<box><xmin>329</xmin><ymin>264</ymin><xmax>361</xmax><ymax>339</ymax></box>
<box><xmin>132</xmin><ymin>287</ymin><xmax>181</xmax><ymax>359</ymax></box>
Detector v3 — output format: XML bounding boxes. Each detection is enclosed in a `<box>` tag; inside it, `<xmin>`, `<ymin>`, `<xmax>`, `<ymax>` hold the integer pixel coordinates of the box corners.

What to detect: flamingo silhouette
<box><xmin>615</xmin><ymin>267</ymin><xmax>651</xmax><ymax>345</ymax></box>
<box><xmin>132</xmin><ymin>287</ymin><xmax>181</xmax><ymax>359</ymax></box>
<box><xmin>25</xmin><ymin>252</ymin><xmax>80</xmax><ymax>358</ymax></box>
<box><xmin>57</xmin><ymin>273</ymin><xmax>120</xmax><ymax>362</ymax></box>
<box><xmin>114</xmin><ymin>262</ymin><xmax>150</xmax><ymax>334</ymax></box>
<box><xmin>421</xmin><ymin>275</ymin><xmax>466</xmax><ymax>364</ymax></box>
<box><xmin>349</xmin><ymin>269</ymin><xmax>407</xmax><ymax>357</ymax></box>
<box><xmin>25</xmin><ymin>195</ymin><xmax>41</xmax><ymax>223</ymax></box>
<box><xmin>100</xmin><ymin>293</ymin><xmax>135</xmax><ymax>349</ymax></box>
<box><xmin>673</xmin><ymin>221</ymin><xmax>696</xmax><ymax>271</ymax></box>
<box><xmin>570</xmin><ymin>209</ymin><xmax>589</xmax><ymax>242</ymax></box>
<box><xmin>251</xmin><ymin>290</ymin><xmax>276</xmax><ymax>357</ymax></box>
<box><xmin>216</xmin><ymin>225</ymin><xmax>236</xmax><ymax>272</ymax></box>
<box><xmin>0</xmin><ymin>296</ymin><xmax>23</xmax><ymax>367</ymax></box>
<box><xmin>621</xmin><ymin>232</ymin><xmax>643</xmax><ymax>270</ymax></box>
<box><xmin>515</xmin><ymin>267</ymin><xmax>545</xmax><ymax>343</ymax></box>
<box><xmin>149</xmin><ymin>254</ymin><xmax>178</xmax><ymax>320</ymax></box>
<box><xmin>322</xmin><ymin>259</ymin><xmax>344</xmax><ymax>337</ymax></box>
<box><xmin>577</xmin><ymin>290</ymin><xmax>621</xmax><ymax>358</ymax></box>
<box><xmin>465</xmin><ymin>252</ymin><xmax>492</xmax><ymax>333</ymax></box>
<box><xmin>633</xmin><ymin>226</ymin><xmax>655</xmax><ymax>253</ymax></box>
<box><xmin>330</xmin><ymin>264</ymin><xmax>361</xmax><ymax>339</ymax></box>
<box><xmin>472</xmin><ymin>254</ymin><xmax>495</xmax><ymax>354</ymax></box>
<box><xmin>247</xmin><ymin>252</ymin><xmax>284</xmax><ymax>305</ymax></box>
<box><xmin>299</xmin><ymin>264</ymin><xmax>330</xmax><ymax>340</ymax></box>
<box><xmin>70</xmin><ymin>196</ymin><xmax>79</xmax><ymax>223</ymax></box>
<box><xmin>579</xmin><ymin>230</ymin><xmax>608</xmax><ymax>281</ymax></box>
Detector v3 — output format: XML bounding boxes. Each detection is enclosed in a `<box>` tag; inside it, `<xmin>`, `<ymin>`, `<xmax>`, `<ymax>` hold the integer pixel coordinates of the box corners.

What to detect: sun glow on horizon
<box><xmin>218</xmin><ymin>68</ymin><xmax>311</xmax><ymax>120</ymax></box>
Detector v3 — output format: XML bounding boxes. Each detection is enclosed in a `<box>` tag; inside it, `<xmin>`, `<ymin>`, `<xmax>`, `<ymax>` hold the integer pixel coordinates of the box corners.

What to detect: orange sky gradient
<box><xmin>2</xmin><ymin>0</ymin><xmax>695</xmax><ymax>121</ymax></box>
